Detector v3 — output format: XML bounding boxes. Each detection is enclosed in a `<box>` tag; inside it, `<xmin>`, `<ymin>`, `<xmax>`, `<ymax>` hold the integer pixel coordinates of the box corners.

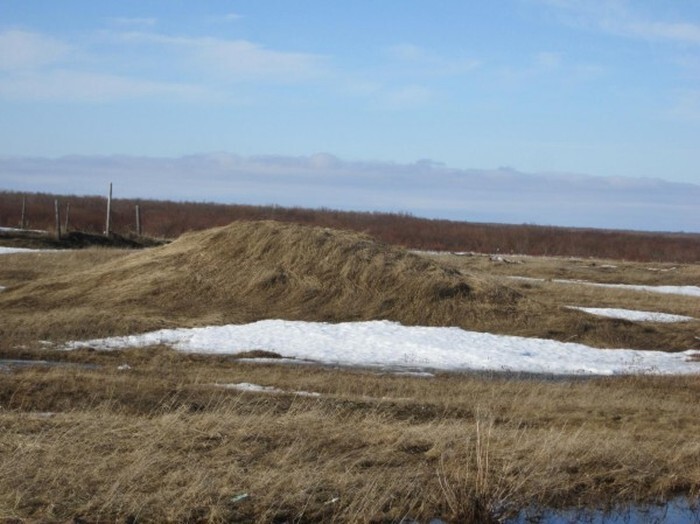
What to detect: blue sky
<box><xmin>1</xmin><ymin>1</ymin><xmax>699</xmax><ymax>231</ymax></box>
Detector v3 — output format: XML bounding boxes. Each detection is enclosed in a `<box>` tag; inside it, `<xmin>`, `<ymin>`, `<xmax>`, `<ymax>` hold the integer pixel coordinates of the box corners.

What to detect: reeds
<box><xmin>1</xmin><ymin>355</ymin><xmax>699</xmax><ymax>522</ymax></box>
<box><xmin>0</xmin><ymin>221</ymin><xmax>698</xmax><ymax>521</ymax></box>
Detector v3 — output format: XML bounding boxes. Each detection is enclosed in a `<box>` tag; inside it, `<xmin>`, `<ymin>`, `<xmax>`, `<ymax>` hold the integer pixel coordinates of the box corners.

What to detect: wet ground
<box><xmin>506</xmin><ymin>497</ymin><xmax>700</xmax><ymax>524</ymax></box>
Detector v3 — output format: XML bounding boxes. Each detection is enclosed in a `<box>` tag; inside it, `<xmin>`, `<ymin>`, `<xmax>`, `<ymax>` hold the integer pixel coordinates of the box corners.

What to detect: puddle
<box><xmin>506</xmin><ymin>497</ymin><xmax>700</xmax><ymax>523</ymax></box>
<box><xmin>0</xmin><ymin>359</ymin><xmax>99</xmax><ymax>371</ymax></box>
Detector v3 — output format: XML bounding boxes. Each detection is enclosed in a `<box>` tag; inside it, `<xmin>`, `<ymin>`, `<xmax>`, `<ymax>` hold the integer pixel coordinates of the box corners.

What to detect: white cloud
<box><xmin>496</xmin><ymin>50</ymin><xmax>600</xmax><ymax>87</ymax></box>
<box><xmin>0</xmin><ymin>70</ymin><xmax>206</xmax><ymax>102</ymax></box>
<box><xmin>386</xmin><ymin>43</ymin><xmax>432</xmax><ymax>62</ymax></box>
<box><xmin>615</xmin><ymin>19</ymin><xmax>700</xmax><ymax>44</ymax></box>
<box><xmin>666</xmin><ymin>89</ymin><xmax>700</xmax><ymax>122</ymax></box>
<box><xmin>383</xmin><ymin>85</ymin><xmax>433</xmax><ymax>109</ymax></box>
<box><xmin>0</xmin><ymin>27</ymin><xmax>327</xmax><ymax>102</ymax></box>
<box><xmin>1</xmin><ymin>154</ymin><xmax>697</xmax><ymax>232</ymax></box>
<box><xmin>540</xmin><ymin>0</ymin><xmax>700</xmax><ymax>44</ymax></box>
<box><xmin>385</xmin><ymin>42</ymin><xmax>480</xmax><ymax>75</ymax></box>
<box><xmin>0</xmin><ymin>30</ymin><xmax>72</xmax><ymax>71</ymax></box>
<box><xmin>108</xmin><ymin>17</ymin><xmax>157</xmax><ymax>27</ymax></box>
<box><xmin>535</xmin><ymin>51</ymin><xmax>563</xmax><ymax>69</ymax></box>
<box><xmin>117</xmin><ymin>32</ymin><xmax>327</xmax><ymax>81</ymax></box>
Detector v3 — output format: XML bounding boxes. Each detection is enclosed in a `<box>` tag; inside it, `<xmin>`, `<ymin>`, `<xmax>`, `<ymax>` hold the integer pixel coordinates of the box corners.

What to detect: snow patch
<box><xmin>569</xmin><ymin>307</ymin><xmax>695</xmax><ymax>323</ymax></box>
<box><xmin>0</xmin><ymin>227</ymin><xmax>47</xmax><ymax>234</ymax></box>
<box><xmin>65</xmin><ymin>319</ymin><xmax>700</xmax><ymax>376</ymax></box>
<box><xmin>510</xmin><ymin>276</ymin><xmax>700</xmax><ymax>297</ymax></box>
<box><xmin>387</xmin><ymin>370</ymin><xmax>435</xmax><ymax>378</ymax></box>
<box><xmin>0</xmin><ymin>246</ymin><xmax>39</xmax><ymax>255</ymax></box>
<box><xmin>215</xmin><ymin>382</ymin><xmax>321</xmax><ymax>397</ymax></box>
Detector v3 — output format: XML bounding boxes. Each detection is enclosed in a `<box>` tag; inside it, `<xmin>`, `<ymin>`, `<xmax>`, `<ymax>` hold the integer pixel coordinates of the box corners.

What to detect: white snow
<box><xmin>65</xmin><ymin>319</ymin><xmax>700</xmax><ymax>376</ymax></box>
<box><xmin>0</xmin><ymin>246</ymin><xmax>39</xmax><ymax>255</ymax></box>
<box><xmin>237</xmin><ymin>357</ymin><xmax>315</xmax><ymax>366</ymax></box>
<box><xmin>569</xmin><ymin>307</ymin><xmax>695</xmax><ymax>323</ymax></box>
<box><xmin>0</xmin><ymin>246</ymin><xmax>61</xmax><ymax>255</ymax></box>
<box><xmin>215</xmin><ymin>382</ymin><xmax>321</xmax><ymax>397</ymax></box>
<box><xmin>0</xmin><ymin>227</ymin><xmax>46</xmax><ymax>234</ymax></box>
<box><xmin>388</xmin><ymin>371</ymin><xmax>435</xmax><ymax>378</ymax></box>
<box><xmin>510</xmin><ymin>276</ymin><xmax>700</xmax><ymax>297</ymax></box>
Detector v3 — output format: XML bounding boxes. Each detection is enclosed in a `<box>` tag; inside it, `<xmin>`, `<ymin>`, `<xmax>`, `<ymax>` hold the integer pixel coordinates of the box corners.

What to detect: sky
<box><xmin>1</xmin><ymin>1</ymin><xmax>699</xmax><ymax>232</ymax></box>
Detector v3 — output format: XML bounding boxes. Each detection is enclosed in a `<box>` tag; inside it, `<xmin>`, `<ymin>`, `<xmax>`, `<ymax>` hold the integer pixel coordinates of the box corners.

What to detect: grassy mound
<box><xmin>1</xmin><ymin>220</ymin><xmax>692</xmax><ymax>349</ymax></box>
<box><xmin>0</xmin><ymin>222</ymin><xmax>531</xmax><ymax>337</ymax></box>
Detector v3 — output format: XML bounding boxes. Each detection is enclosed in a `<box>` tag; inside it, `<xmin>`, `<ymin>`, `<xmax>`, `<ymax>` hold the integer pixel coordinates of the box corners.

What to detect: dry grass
<box><xmin>1</xmin><ymin>220</ymin><xmax>699</xmax><ymax>522</ymax></box>
<box><xmin>428</xmin><ymin>251</ymin><xmax>700</xmax><ymax>287</ymax></box>
<box><xmin>1</xmin><ymin>221</ymin><xmax>697</xmax><ymax>351</ymax></box>
<box><xmin>0</xmin><ymin>248</ymin><xmax>129</xmax><ymax>287</ymax></box>
<box><xmin>1</xmin><ymin>351</ymin><xmax>699</xmax><ymax>523</ymax></box>
<box><xmin>425</xmin><ymin>251</ymin><xmax>700</xmax><ymax>350</ymax></box>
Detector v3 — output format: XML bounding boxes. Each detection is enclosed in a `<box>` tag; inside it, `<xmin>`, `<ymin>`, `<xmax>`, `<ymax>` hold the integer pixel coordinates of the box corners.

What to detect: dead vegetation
<box><xmin>2</xmin><ymin>189</ymin><xmax>699</xmax><ymax>262</ymax></box>
<box><xmin>429</xmin><ymin>251</ymin><xmax>700</xmax><ymax>287</ymax></box>
<box><xmin>0</xmin><ymin>220</ymin><xmax>699</xmax><ymax>522</ymax></box>
<box><xmin>1</xmin><ymin>351</ymin><xmax>699</xmax><ymax>523</ymax></box>
<box><xmin>430</xmin><ymin>251</ymin><xmax>700</xmax><ymax>323</ymax></box>
<box><xmin>1</xmin><ymin>221</ymin><xmax>697</xmax><ymax>352</ymax></box>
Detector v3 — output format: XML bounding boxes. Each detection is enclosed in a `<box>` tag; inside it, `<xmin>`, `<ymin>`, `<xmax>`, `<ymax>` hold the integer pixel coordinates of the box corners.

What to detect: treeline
<box><xmin>1</xmin><ymin>190</ymin><xmax>698</xmax><ymax>263</ymax></box>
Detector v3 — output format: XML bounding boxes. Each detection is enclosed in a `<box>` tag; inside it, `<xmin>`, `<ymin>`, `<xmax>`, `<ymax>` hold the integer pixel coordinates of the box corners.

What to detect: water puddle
<box><xmin>506</xmin><ymin>497</ymin><xmax>700</xmax><ymax>523</ymax></box>
<box><xmin>0</xmin><ymin>359</ymin><xmax>99</xmax><ymax>371</ymax></box>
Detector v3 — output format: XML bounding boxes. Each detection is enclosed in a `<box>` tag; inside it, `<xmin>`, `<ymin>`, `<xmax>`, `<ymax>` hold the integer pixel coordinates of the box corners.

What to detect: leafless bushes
<box><xmin>2</xmin><ymin>190</ymin><xmax>698</xmax><ymax>262</ymax></box>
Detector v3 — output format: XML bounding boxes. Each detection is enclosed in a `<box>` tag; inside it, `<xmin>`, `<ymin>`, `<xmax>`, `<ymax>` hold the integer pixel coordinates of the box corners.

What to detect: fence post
<box><xmin>135</xmin><ymin>204</ymin><xmax>142</xmax><ymax>236</ymax></box>
<box><xmin>54</xmin><ymin>199</ymin><xmax>61</xmax><ymax>240</ymax></box>
<box><xmin>20</xmin><ymin>195</ymin><xmax>27</xmax><ymax>229</ymax></box>
<box><xmin>105</xmin><ymin>182</ymin><xmax>112</xmax><ymax>237</ymax></box>
<box><xmin>64</xmin><ymin>202</ymin><xmax>70</xmax><ymax>232</ymax></box>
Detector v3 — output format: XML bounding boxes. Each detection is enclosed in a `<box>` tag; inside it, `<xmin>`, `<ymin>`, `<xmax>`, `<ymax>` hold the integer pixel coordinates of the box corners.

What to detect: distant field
<box><xmin>0</xmin><ymin>220</ymin><xmax>698</xmax><ymax>522</ymax></box>
<box><xmin>2</xmin><ymin>189</ymin><xmax>699</xmax><ymax>262</ymax></box>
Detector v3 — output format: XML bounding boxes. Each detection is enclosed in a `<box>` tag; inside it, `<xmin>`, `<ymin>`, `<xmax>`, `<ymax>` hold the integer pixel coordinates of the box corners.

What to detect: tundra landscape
<box><xmin>4</xmin><ymin>2</ymin><xmax>700</xmax><ymax>522</ymax></box>
<box><xmin>1</xmin><ymin>196</ymin><xmax>699</xmax><ymax>523</ymax></box>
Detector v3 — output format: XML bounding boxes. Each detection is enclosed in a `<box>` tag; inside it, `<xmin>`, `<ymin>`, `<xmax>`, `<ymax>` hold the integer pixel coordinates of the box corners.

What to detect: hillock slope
<box><xmin>1</xmin><ymin>221</ymin><xmax>690</xmax><ymax>349</ymax></box>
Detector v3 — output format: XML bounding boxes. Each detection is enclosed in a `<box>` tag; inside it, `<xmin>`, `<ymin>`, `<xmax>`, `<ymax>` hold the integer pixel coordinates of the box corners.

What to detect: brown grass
<box><xmin>1</xmin><ymin>221</ymin><xmax>696</xmax><ymax>351</ymax></box>
<box><xmin>1</xmin><ymin>350</ymin><xmax>699</xmax><ymax>523</ymax></box>
<box><xmin>428</xmin><ymin>251</ymin><xmax>700</xmax><ymax>287</ymax></box>
<box><xmin>431</xmin><ymin>252</ymin><xmax>700</xmax><ymax>352</ymax></box>
<box><xmin>1</xmin><ymin>221</ymin><xmax>699</xmax><ymax>522</ymax></box>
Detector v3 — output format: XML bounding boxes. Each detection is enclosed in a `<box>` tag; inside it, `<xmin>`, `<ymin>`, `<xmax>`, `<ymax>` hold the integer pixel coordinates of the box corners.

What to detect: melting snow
<box><xmin>510</xmin><ymin>276</ymin><xmax>700</xmax><ymax>297</ymax></box>
<box><xmin>569</xmin><ymin>307</ymin><xmax>695</xmax><ymax>323</ymax></box>
<box><xmin>0</xmin><ymin>246</ymin><xmax>41</xmax><ymax>255</ymax></box>
<box><xmin>65</xmin><ymin>319</ymin><xmax>700</xmax><ymax>376</ymax></box>
<box><xmin>0</xmin><ymin>227</ymin><xmax>46</xmax><ymax>234</ymax></box>
<box><xmin>215</xmin><ymin>382</ymin><xmax>320</xmax><ymax>397</ymax></box>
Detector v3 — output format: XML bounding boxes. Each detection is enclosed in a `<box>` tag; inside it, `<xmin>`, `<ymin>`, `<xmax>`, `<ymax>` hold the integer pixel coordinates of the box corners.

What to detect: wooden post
<box><xmin>105</xmin><ymin>182</ymin><xmax>112</xmax><ymax>237</ymax></box>
<box><xmin>54</xmin><ymin>199</ymin><xmax>61</xmax><ymax>240</ymax></box>
<box><xmin>20</xmin><ymin>195</ymin><xmax>27</xmax><ymax>229</ymax></box>
<box><xmin>135</xmin><ymin>204</ymin><xmax>142</xmax><ymax>236</ymax></box>
<box><xmin>64</xmin><ymin>202</ymin><xmax>71</xmax><ymax>232</ymax></box>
